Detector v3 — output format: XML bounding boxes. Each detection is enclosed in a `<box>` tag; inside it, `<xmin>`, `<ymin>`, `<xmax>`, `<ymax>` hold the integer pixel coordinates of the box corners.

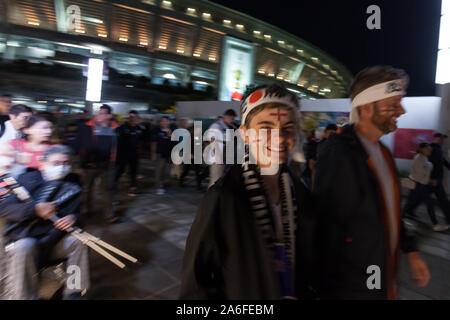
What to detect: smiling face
<box><xmin>240</xmin><ymin>104</ymin><xmax>296</xmax><ymax>169</ymax></box>
<box><xmin>371</xmin><ymin>95</ymin><xmax>405</xmax><ymax>134</ymax></box>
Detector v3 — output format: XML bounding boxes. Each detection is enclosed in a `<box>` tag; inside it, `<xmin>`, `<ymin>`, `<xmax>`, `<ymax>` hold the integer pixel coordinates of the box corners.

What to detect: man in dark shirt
<box><xmin>151</xmin><ymin>116</ymin><xmax>174</xmax><ymax>195</ymax></box>
<box><xmin>115</xmin><ymin>110</ymin><xmax>145</xmax><ymax>196</ymax></box>
<box><xmin>74</xmin><ymin>105</ymin><xmax>119</xmax><ymax>223</ymax></box>
<box><xmin>428</xmin><ymin>133</ymin><xmax>450</xmax><ymax>224</ymax></box>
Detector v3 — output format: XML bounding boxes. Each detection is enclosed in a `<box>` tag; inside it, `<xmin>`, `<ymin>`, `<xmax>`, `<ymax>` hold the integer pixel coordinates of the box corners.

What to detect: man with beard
<box><xmin>314</xmin><ymin>66</ymin><xmax>430</xmax><ymax>299</ymax></box>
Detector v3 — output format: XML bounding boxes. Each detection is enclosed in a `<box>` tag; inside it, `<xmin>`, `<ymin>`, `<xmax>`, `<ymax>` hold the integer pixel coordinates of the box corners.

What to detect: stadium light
<box><xmin>436</xmin><ymin>0</ymin><xmax>450</xmax><ymax>84</ymax></box>
<box><xmin>86</xmin><ymin>58</ymin><xmax>104</xmax><ymax>102</ymax></box>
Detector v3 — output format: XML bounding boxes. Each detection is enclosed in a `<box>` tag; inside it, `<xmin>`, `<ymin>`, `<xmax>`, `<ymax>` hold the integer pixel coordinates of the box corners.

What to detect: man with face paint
<box><xmin>0</xmin><ymin>145</ymin><xmax>89</xmax><ymax>299</ymax></box>
<box><xmin>314</xmin><ymin>66</ymin><xmax>430</xmax><ymax>299</ymax></box>
<box><xmin>180</xmin><ymin>84</ymin><xmax>315</xmax><ymax>299</ymax></box>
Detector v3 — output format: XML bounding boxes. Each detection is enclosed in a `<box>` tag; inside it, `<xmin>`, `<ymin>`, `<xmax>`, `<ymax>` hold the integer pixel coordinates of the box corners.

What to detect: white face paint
<box><xmin>42</xmin><ymin>165</ymin><xmax>71</xmax><ymax>181</ymax></box>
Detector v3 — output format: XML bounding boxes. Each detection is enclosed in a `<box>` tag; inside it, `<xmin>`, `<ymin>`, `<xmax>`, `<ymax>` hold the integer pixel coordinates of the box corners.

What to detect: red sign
<box><xmin>393</xmin><ymin>128</ymin><xmax>434</xmax><ymax>159</ymax></box>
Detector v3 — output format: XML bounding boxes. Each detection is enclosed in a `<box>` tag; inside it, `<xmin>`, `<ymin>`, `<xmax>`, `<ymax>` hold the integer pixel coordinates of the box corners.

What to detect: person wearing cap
<box><xmin>180</xmin><ymin>84</ymin><xmax>315</xmax><ymax>299</ymax></box>
<box><xmin>428</xmin><ymin>133</ymin><xmax>450</xmax><ymax>224</ymax></box>
<box><xmin>314</xmin><ymin>66</ymin><xmax>430</xmax><ymax>299</ymax></box>
<box><xmin>206</xmin><ymin>108</ymin><xmax>237</xmax><ymax>188</ymax></box>
<box><xmin>403</xmin><ymin>142</ymin><xmax>448</xmax><ymax>231</ymax></box>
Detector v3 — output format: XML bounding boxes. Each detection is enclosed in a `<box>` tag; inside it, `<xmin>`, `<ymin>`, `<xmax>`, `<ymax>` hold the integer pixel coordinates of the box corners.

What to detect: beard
<box><xmin>371</xmin><ymin>104</ymin><xmax>397</xmax><ymax>134</ymax></box>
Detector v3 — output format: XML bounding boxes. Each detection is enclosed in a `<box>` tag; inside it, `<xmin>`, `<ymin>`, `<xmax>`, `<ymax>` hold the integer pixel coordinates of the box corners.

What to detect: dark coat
<box><xmin>74</xmin><ymin>117</ymin><xmax>119</xmax><ymax>168</ymax></box>
<box><xmin>313</xmin><ymin>124</ymin><xmax>417</xmax><ymax>300</ymax></box>
<box><xmin>429</xmin><ymin>143</ymin><xmax>450</xmax><ymax>182</ymax></box>
<box><xmin>0</xmin><ymin>170</ymin><xmax>82</xmax><ymax>243</ymax></box>
<box><xmin>180</xmin><ymin>165</ymin><xmax>316</xmax><ymax>300</ymax></box>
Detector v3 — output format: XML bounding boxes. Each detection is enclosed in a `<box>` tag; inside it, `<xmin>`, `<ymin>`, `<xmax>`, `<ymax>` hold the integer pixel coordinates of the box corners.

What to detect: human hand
<box><xmin>35</xmin><ymin>202</ymin><xmax>56</xmax><ymax>220</ymax></box>
<box><xmin>407</xmin><ymin>252</ymin><xmax>430</xmax><ymax>287</ymax></box>
<box><xmin>54</xmin><ymin>214</ymin><xmax>76</xmax><ymax>231</ymax></box>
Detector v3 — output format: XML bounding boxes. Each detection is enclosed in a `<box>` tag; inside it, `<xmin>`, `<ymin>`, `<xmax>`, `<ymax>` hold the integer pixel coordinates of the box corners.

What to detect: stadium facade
<box><xmin>0</xmin><ymin>0</ymin><xmax>353</xmax><ymax>113</ymax></box>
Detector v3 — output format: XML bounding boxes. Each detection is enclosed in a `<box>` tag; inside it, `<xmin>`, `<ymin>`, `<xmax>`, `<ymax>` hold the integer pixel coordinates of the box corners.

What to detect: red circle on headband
<box><xmin>249</xmin><ymin>90</ymin><xmax>263</xmax><ymax>104</ymax></box>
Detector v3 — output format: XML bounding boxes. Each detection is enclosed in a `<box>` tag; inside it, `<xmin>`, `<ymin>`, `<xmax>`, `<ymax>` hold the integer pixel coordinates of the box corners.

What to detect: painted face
<box><xmin>371</xmin><ymin>95</ymin><xmax>405</xmax><ymax>134</ymax></box>
<box><xmin>243</xmin><ymin>106</ymin><xmax>296</xmax><ymax>169</ymax></box>
<box><xmin>25</xmin><ymin>120</ymin><xmax>53</xmax><ymax>143</ymax></box>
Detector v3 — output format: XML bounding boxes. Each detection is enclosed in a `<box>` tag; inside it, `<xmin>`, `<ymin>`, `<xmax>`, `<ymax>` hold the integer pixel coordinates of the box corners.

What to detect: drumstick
<box><xmin>71</xmin><ymin>230</ymin><xmax>126</xmax><ymax>269</ymax></box>
<box><xmin>79</xmin><ymin>232</ymin><xmax>138</xmax><ymax>263</ymax></box>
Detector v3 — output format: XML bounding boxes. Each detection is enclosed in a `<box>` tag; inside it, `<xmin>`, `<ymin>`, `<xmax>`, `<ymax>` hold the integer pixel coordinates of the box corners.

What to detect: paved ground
<box><xmin>56</xmin><ymin>159</ymin><xmax>450</xmax><ymax>300</ymax></box>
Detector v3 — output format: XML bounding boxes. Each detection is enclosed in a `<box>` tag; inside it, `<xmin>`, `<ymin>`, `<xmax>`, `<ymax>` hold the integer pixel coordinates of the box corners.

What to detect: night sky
<box><xmin>210</xmin><ymin>0</ymin><xmax>442</xmax><ymax>97</ymax></box>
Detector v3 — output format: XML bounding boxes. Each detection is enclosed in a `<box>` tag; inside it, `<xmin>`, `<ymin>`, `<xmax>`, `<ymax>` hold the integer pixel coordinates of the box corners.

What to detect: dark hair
<box><xmin>160</xmin><ymin>116</ymin><xmax>169</xmax><ymax>120</ymax></box>
<box><xmin>26</xmin><ymin>115</ymin><xmax>52</xmax><ymax>129</ymax></box>
<box><xmin>417</xmin><ymin>142</ymin><xmax>430</xmax><ymax>153</ymax></box>
<box><xmin>100</xmin><ymin>104</ymin><xmax>112</xmax><ymax>114</ymax></box>
<box><xmin>433</xmin><ymin>132</ymin><xmax>448</xmax><ymax>138</ymax></box>
<box><xmin>350</xmin><ymin>66</ymin><xmax>409</xmax><ymax>100</ymax></box>
<box><xmin>129</xmin><ymin>110</ymin><xmax>139</xmax><ymax>115</ymax></box>
<box><xmin>325</xmin><ymin>123</ymin><xmax>338</xmax><ymax>131</ymax></box>
<box><xmin>9</xmin><ymin>104</ymin><xmax>33</xmax><ymax>116</ymax></box>
<box><xmin>224</xmin><ymin>109</ymin><xmax>237</xmax><ymax>117</ymax></box>
<box><xmin>241</xmin><ymin>83</ymin><xmax>299</xmax><ymax>127</ymax></box>
<box><xmin>42</xmin><ymin>145</ymin><xmax>72</xmax><ymax>161</ymax></box>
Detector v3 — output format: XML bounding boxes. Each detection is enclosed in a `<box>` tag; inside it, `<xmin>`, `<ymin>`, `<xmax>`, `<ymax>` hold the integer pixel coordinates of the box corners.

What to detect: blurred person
<box><xmin>403</xmin><ymin>143</ymin><xmax>448</xmax><ymax>231</ymax></box>
<box><xmin>0</xmin><ymin>94</ymin><xmax>13</xmax><ymax>125</ymax></box>
<box><xmin>115</xmin><ymin>110</ymin><xmax>145</xmax><ymax>196</ymax></box>
<box><xmin>151</xmin><ymin>116</ymin><xmax>174</xmax><ymax>195</ymax></box>
<box><xmin>314</xmin><ymin>66</ymin><xmax>429</xmax><ymax>299</ymax></box>
<box><xmin>74</xmin><ymin>104</ymin><xmax>120</xmax><ymax>223</ymax></box>
<box><xmin>1</xmin><ymin>115</ymin><xmax>53</xmax><ymax>178</ymax></box>
<box><xmin>0</xmin><ymin>104</ymin><xmax>33</xmax><ymax>153</ymax></box>
<box><xmin>174</xmin><ymin>117</ymin><xmax>189</xmax><ymax>180</ymax></box>
<box><xmin>428</xmin><ymin>133</ymin><xmax>450</xmax><ymax>225</ymax></box>
<box><xmin>207</xmin><ymin>109</ymin><xmax>237</xmax><ymax>188</ymax></box>
<box><xmin>0</xmin><ymin>145</ymin><xmax>88</xmax><ymax>300</ymax></box>
<box><xmin>301</xmin><ymin>130</ymin><xmax>318</xmax><ymax>190</ymax></box>
<box><xmin>317</xmin><ymin>123</ymin><xmax>337</xmax><ymax>154</ymax></box>
<box><xmin>179</xmin><ymin>123</ymin><xmax>208</xmax><ymax>191</ymax></box>
<box><xmin>180</xmin><ymin>84</ymin><xmax>315</xmax><ymax>299</ymax></box>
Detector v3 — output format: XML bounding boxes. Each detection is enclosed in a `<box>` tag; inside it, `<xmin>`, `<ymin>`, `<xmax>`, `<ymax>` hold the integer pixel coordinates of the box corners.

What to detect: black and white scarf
<box><xmin>241</xmin><ymin>148</ymin><xmax>298</xmax><ymax>297</ymax></box>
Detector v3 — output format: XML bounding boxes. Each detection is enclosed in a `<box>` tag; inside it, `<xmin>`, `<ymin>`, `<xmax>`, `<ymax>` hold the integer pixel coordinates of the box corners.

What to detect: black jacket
<box><xmin>429</xmin><ymin>143</ymin><xmax>450</xmax><ymax>182</ymax></box>
<box><xmin>180</xmin><ymin>165</ymin><xmax>316</xmax><ymax>299</ymax></box>
<box><xmin>313</xmin><ymin>124</ymin><xmax>417</xmax><ymax>299</ymax></box>
<box><xmin>74</xmin><ymin>117</ymin><xmax>119</xmax><ymax>168</ymax></box>
<box><xmin>0</xmin><ymin>170</ymin><xmax>82</xmax><ymax>243</ymax></box>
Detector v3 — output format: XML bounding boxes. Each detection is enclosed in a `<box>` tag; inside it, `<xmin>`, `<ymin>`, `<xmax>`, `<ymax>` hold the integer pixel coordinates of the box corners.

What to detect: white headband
<box><xmin>241</xmin><ymin>88</ymin><xmax>298</xmax><ymax>125</ymax></box>
<box><xmin>350</xmin><ymin>79</ymin><xmax>406</xmax><ymax>123</ymax></box>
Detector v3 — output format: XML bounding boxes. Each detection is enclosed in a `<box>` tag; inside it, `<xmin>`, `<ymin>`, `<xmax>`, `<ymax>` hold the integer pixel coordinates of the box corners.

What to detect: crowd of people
<box><xmin>0</xmin><ymin>64</ymin><xmax>449</xmax><ymax>300</ymax></box>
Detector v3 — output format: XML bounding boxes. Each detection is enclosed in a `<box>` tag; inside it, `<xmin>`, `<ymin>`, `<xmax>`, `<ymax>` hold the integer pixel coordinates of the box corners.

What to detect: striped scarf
<box><xmin>241</xmin><ymin>148</ymin><xmax>298</xmax><ymax>298</ymax></box>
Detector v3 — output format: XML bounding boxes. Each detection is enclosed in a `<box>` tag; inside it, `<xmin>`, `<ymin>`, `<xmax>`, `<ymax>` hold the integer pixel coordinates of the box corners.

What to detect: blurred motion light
<box><xmin>223</xmin><ymin>19</ymin><xmax>231</xmax><ymax>25</ymax></box>
<box><xmin>119</xmin><ymin>37</ymin><xmax>128</xmax><ymax>42</ymax></box>
<box><xmin>163</xmin><ymin>73</ymin><xmax>176</xmax><ymax>79</ymax></box>
<box><xmin>159</xmin><ymin>45</ymin><xmax>167</xmax><ymax>50</ymax></box>
<box><xmin>203</xmin><ymin>13</ymin><xmax>211</xmax><ymax>19</ymax></box>
<box><xmin>98</xmin><ymin>33</ymin><xmax>108</xmax><ymax>38</ymax></box>
<box><xmin>28</xmin><ymin>21</ymin><xmax>40</xmax><ymax>26</ymax></box>
<box><xmin>193</xmin><ymin>53</ymin><xmax>201</xmax><ymax>57</ymax></box>
<box><xmin>6</xmin><ymin>41</ymin><xmax>20</xmax><ymax>47</ymax></box>
<box><xmin>86</xmin><ymin>58</ymin><xmax>104</xmax><ymax>102</ymax></box>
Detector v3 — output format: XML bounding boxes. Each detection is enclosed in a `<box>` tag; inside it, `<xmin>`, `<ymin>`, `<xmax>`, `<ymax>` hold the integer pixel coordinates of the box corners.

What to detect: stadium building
<box><xmin>0</xmin><ymin>0</ymin><xmax>353</xmax><ymax>113</ymax></box>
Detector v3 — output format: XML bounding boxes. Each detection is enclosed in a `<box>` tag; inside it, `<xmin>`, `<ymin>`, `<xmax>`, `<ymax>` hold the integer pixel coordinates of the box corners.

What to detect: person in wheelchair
<box><xmin>0</xmin><ymin>145</ymin><xmax>89</xmax><ymax>300</ymax></box>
